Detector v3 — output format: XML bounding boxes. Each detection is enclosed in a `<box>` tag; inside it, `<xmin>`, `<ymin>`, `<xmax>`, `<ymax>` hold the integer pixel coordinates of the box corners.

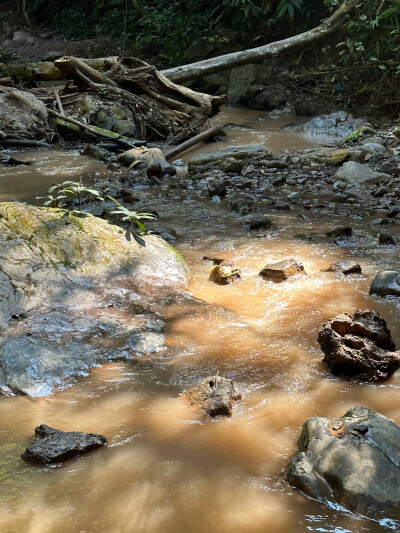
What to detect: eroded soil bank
<box><xmin>0</xmin><ymin>110</ymin><xmax>399</xmax><ymax>532</ymax></box>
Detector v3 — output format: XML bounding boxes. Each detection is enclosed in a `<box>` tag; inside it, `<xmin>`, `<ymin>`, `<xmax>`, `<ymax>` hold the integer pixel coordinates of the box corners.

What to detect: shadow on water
<box><xmin>0</xmin><ymin>116</ymin><xmax>399</xmax><ymax>532</ymax></box>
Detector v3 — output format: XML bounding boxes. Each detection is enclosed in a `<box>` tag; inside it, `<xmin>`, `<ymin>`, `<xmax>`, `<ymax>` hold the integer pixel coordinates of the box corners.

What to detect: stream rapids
<box><xmin>0</xmin><ymin>110</ymin><xmax>399</xmax><ymax>533</ymax></box>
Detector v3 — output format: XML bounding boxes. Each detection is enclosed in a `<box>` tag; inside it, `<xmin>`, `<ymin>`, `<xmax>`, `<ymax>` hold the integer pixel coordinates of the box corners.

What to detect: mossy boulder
<box><xmin>0</xmin><ymin>202</ymin><xmax>189</xmax><ymax>396</ymax></box>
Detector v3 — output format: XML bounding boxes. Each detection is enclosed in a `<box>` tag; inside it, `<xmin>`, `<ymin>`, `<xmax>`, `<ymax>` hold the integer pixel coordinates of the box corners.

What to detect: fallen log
<box><xmin>54</xmin><ymin>56</ymin><xmax>119</xmax><ymax>88</ymax></box>
<box><xmin>1</xmin><ymin>139</ymin><xmax>51</xmax><ymax>148</ymax></box>
<box><xmin>48</xmin><ymin>109</ymin><xmax>140</xmax><ymax>149</ymax></box>
<box><xmin>161</xmin><ymin>0</ymin><xmax>360</xmax><ymax>83</ymax></box>
<box><xmin>164</xmin><ymin>126</ymin><xmax>223</xmax><ymax>161</ymax></box>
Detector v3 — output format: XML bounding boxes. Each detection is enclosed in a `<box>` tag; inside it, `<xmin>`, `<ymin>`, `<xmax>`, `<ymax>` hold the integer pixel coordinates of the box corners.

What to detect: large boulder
<box><xmin>317</xmin><ymin>310</ymin><xmax>400</xmax><ymax>381</ymax></box>
<box><xmin>182</xmin><ymin>376</ymin><xmax>241</xmax><ymax>417</ymax></box>
<box><xmin>22</xmin><ymin>424</ymin><xmax>106</xmax><ymax>464</ymax></box>
<box><xmin>333</xmin><ymin>161</ymin><xmax>390</xmax><ymax>186</ymax></box>
<box><xmin>0</xmin><ymin>89</ymin><xmax>48</xmax><ymax>137</ymax></box>
<box><xmin>284</xmin><ymin>111</ymin><xmax>365</xmax><ymax>137</ymax></box>
<box><xmin>188</xmin><ymin>144</ymin><xmax>271</xmax><ymax>172</ymax></box>
<box><xmin>370</xmin><ymin>271</ymin><xmax>400</xmax><ymax>297</ymax></box>
<box><xmin>287</xmin><ymin>406</ymin><xmax>400</xmax><ymax>522</ymax></box>
<box><xmin>0</xmin><ymin>203</ymin><xmax>189</xmax><ymax>396</ymax></box>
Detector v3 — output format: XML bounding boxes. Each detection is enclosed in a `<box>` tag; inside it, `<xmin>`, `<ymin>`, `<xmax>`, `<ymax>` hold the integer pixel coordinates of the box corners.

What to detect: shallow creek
<box><xmin>0</xmin><ymin>111</ymin><xmax>399</xmax><ymax>533</ymax></box>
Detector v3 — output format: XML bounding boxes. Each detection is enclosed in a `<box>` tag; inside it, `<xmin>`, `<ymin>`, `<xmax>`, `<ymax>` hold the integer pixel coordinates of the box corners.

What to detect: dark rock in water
<box><xmin>230</xmin><ymin>197</ymin><xmax>253</xmax><ymax>214</ymax></box>
<box><xmin>22</xmin><ymin>424</ymin><xmax>106</xmax><ymax>464</ymax></box>
<box><xmin>272</xmin><ymin>202</ymin><xmax>290</xmax><ymax>211</ymax></box>
<box><xmin>370</xmin><ymin>271</ymin><xmax>400</xmax><ymax>297</ymax></box>
<box><xmin>220</xmin><ymin>157</ymin><xmax>243</xmax><ymax>174</ymax></box>
<box><xmin>325</xmin><ymin>260</ymin><xmax>361</xmax><ymax>275</ymax></box>
<box><xmin>203</xmin><ymin>256</ymin><xmax>228</xmax><ymax>265</ymax></box>
<box><xmin>260</xmin><ymin>159</ymin><xmax>288</xmax><ymax>169</ymax></box>
<box><xmin>326</xmin><ymin>226</ymin><xmax>353</xmax><ymax>239</ymax></box>
<box><xmin>387</xmin><ymin>207</ymin><xmax>400</xmax><ymax>218</ymax></box>
<box><xmin>379</xmin><ymin>233</ymin><xmax>396</xmax><ymax>245</ymax></box>
<box><xmin>208</xmin><ymin>179</ymin><xmax>227</xmax><ymax>197</ymax></box>
<box><xmin>259</xmin><ymin>259</ymin><xmax>305</xmax><ymax>283</ymax></box>
<box><xmin>246</xmin><ymin>216</ymin><xmax>272</xmax><ymax>230</ymax></box>
<box><xmin>209</xmin><ymin>265</ymin><xmax>241</xmax><ymax>285</ymax></box>
<box><xmin>182</xmin><ymin>376</ymin><xmax>241</xmax><ymax>417</ymax></box>
<box><xmin>286</xmin><ymin>406</ymin><xmax>400</xmax><ymax>522</ymax></box>
<box><xmin>378</xmin><ymin>161</ymin><xmax>399</xmax><ymax>175</ymax></box>
<box><xmin>317</xmin><ymin>310</ymin><xmax>400</xmax><ymax>381</ymax></box>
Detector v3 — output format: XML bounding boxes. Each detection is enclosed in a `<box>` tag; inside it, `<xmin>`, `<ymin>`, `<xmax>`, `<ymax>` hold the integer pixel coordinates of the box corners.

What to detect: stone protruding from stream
<box><xmin>317</xmin><ymin>310</ymin><xmax>400</xmax><ymax>381</ymax></box>
<box><xmin>324</xmin><ymin>259</ymin><xmax>361</xmax><ymax>275</ymax></box>
<box><xmin>188</xmin><ymin>144</ymin><xmax>271</xmax><ymax>172</ymax></box>
<box><xmin>370</xmin><ymin>271</ymin><xmax>400</xmax><ymax>297</ymax></box>
<box><xmin>259</xmin><ymin>258</ymin><xmax>305</xmax><ymax>283</ymax></box>
<box><xmin>182</xmin><ymin>376</ymin><xmax>241</xmax><ymax>417</ymax></box>
<box><xmin>286</xmin><ymin>406</ymin><xmax>400</xmax><ymax>522</ymax></box>
<box><xmin>22</xmin><ymin>424</ymin><xmax>107</xmax><ymax>464</ymax></box>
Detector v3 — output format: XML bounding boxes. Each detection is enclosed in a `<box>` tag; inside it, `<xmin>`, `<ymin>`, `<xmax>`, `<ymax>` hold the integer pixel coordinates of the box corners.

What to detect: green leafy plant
<box><xmin>37</xmin><ymin>179</ymin><xmax>103</xmax><ymax>211</ymax></box>
<box><xmin>109</xmin><ymin>196</ymin><xmax>156</xmax><ymax>244</ymax></box>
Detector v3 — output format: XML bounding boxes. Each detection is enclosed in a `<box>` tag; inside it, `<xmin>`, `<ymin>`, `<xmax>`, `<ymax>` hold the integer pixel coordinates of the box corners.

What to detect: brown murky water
<box><xmin>0</xmin><ymin>113</ymin><xmax>399</xmax><ymax>533</ymax></box>
<box><xmin>179</xmin><ymin>108</ymin><xmax>338</xmax><ymax>162</ymax></box>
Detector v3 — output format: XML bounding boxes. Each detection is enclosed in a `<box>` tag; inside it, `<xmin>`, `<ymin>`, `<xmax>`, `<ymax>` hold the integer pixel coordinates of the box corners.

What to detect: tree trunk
<box><xmin>161</xmin><ymin>0</ymin><xmax>360</xmax><ymax>83</ymax></box>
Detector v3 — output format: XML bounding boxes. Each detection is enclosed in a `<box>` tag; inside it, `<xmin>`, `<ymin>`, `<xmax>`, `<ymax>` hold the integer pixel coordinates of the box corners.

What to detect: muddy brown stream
<box><xmin>0</xmin><ymin>111</ymin><xmax>399</xmax><ymax>532</ymax></box>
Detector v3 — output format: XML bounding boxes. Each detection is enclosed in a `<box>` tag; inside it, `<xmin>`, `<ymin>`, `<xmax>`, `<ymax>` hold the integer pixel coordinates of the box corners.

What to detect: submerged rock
<box><xmin>326</xmin><ymin>226</ymin><xmax>353</xmax><ymax>239</ymax></box>
<box><xmin>209</xmin><ymin>265</ymin><xmax>241</xmax><ymax>285</ymax></box>
<box><xmin>317</xmin><ymin>310</ymin><xmax>400</xmax><ymax>381</ymax></box>
<box><xmin>182</xmin><ymin>376</ymin><xmax>241</xmax><ymax>417</ymax></box>
<box><xmin>379</xmin><ymin>233</ymin><xmax>396</xmax><ymax>245</ymax></box>
<box><xmin>259</xmin><ymin>259</ymin><xmax>305</xmax><ymax>283</ymax></box>
<box><xmin>286</xmin><ymin>406</ymin><xmax>400</xmax><ymax>522</ymax></box>
<box><xmin>246</xmin><ymin>216</ymin><xmax>272</xmax><ymax>230</ymax></box>
<box><xmin>22</xmin><ymin>424</ymin><xmax>106</xmax><ymax>464</ymax></box>
<box><xmin>325</xmin><ymin>260</ymin><xmax>361</xmax><ymax>275</ymax></box>
<box><xmin>370</xmin><ymin>271</ymin><xmax>400</xmax><ymax>297</ymax></box>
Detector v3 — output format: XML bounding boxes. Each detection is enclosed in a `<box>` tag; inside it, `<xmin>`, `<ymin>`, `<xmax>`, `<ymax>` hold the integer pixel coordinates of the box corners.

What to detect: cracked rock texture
<box><xmin>317</xmin><ymin>310</ymin><xmax>400</xmax><ymax>381</ymax></box>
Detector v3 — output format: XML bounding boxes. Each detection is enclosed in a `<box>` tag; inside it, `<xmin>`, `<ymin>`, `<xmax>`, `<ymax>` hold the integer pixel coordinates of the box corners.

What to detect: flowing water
<box><xmin>0</xmin><ymin>111</ymin><xmax>399</xmax><ymax>533</ymax></box>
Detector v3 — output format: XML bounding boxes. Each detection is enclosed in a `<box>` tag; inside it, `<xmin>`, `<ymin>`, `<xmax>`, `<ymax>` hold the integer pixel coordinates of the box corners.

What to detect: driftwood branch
<box><xmin>164</xmin><ymin>126</ymin><xmax>223</xmax><ymax>161</ymax></box>
<box><xmin>48</xmin><ymin>109</ymin><xmax>136</xmax><ymax>149</ymax></box>
<box><xmin>161</xmin><ymin>0</ymin><xmax>361</xmax><ymax>83</ymax></box>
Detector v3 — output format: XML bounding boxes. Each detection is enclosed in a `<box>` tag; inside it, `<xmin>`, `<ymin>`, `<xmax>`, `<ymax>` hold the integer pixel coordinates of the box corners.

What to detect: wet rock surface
<box><xmin>284</xmin><ymin>111</ymin><xmax>365</xmax><ymax>137</ymax></box>
<box><xmin>182</xmin><ymin>376</ymin><xmax>241</xmax><ymax>417</ymax></box>
<box><xmin>317</xmin><ymin>310</ymin><xmax>400</xmax><ymax>381</ymax></box>
<box><xmin>22</xmin><ymin>424</ymin><xmax>106</xmax><ymax>464</ymax></box>
<box><xmin>188</xmin><ymin>144</ymin><xmax>270</xmax><ymax>172</ymax></box>
<box><xmin>370</xmin><ymin>271</ymin><xmax>400</xmax><ymax>297</ymax></box>
<box><xmin>0</xmin><ymin>203</ymin><xmax>189</xmax><ymax>396</ymax></box>
<box><xmin>286</xmin><ymin>406</ymin><xmax>400</xmax><ymax>521</ymax></box>
<box><xmin>209</xmin><ymin>265</ymin><xmax>241</xmax><ymax>285</ymax></box>
<box><xmin>324</xmin><ymin>260</ymin><xmax>361</xmax><ymax>275</ymax></box>
<box><xmin>259</xmin><ymin>259</ymin><xmax>305</xmax><ymax>282</ymax></box>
